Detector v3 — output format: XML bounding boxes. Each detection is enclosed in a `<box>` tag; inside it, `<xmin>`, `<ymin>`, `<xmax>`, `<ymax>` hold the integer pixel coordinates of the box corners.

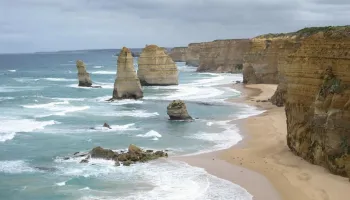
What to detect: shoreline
<box><xmin>173</xmin><ymin>83</ymin><xmax>350</xmax><ymax>200</ymax></box>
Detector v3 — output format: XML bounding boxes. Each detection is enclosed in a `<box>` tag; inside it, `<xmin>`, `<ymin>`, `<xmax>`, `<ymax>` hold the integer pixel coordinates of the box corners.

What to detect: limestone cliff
<box><xmin>185</xmin><ymin>43</ymin><xmax>202</xmax><ymax>67</ymax></box>
<box><xmin>137</xmin><ymin>45</ymin><xmax>178</xmax><ymax>86</ymax></box>
<box><xmin>169</xmin><ymin>47</ymin><xmax>188</xmax><ymax>62</ymax></box>
<box><xmin>283</xmin><ymin>26</ymin><xmax>350</xmax><ymax>179</ymax></box>
<box><xmin>196</xmin><ymin>39</ymin><xmax>250</xmax><ymax>73</ymax></box>
<box><xmin>112</xmin><ymin>47</ymin><xmax>143</xmax><ymax>99</ymax></box>
<box><xmin>76</xmin><ymin>60</ymin><xmax>92</xmax><ymax>87</ymax></box>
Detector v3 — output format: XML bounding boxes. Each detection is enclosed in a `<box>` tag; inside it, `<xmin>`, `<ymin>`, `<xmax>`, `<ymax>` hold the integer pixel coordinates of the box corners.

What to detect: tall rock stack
<box><xmin>185</xmin><ymin>43</ymin><xmax>202</xmax><ymax>67</ymax></box>
<box><xmin>76</xmin><ymin>60</ymin><xmax>92</xmax><ymax>87</ymax></box>
<box><xmin>112</xmin><ymin>47</ymin><xmax>143</xmax><ymax>99</ymax></box>
<box><xmin>169</xmin><ymin>47</ymin><xmax>188</xmax><ymax>62</ymax></box>
<box><xmin>137</xmin><ymin>45</ymin><xmax>179</xmax><ymax>86</ymax></box>
<box><xmin>283</xmin><ymin>26</ymin><xmax>350</xmax><ymax>179</ymax></box>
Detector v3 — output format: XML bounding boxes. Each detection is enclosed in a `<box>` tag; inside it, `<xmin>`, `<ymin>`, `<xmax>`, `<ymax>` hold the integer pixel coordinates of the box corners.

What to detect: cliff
<box><xmin>137</xmin><ymin>45</ymin><xmax>178</xmax><ymax>86</ymax></box>
<box><xmin>185</xmin><ymin>43</ymin><xmax>202</xmax><ymax>67</ymax></box>
<box><xmin>112</xmin><ymin>47</ymin><xmax>143</xmax><ymax>99</ymax></box>
<box><xmin>76</xmin><ymin>60</ymin><xmax>92</xmax><ymax>87</ymax></box>
<box><xmin>196</xmin><ymin>39</ymin><xmax>250</xmax><ymax>73</ymax></box>
<box><xmin>169</xmin><ymin>47</ymin><xmax>188</xmax><ymax>62</ymax></box>
<box><xmin>283</xmin><ymin>26</ymin><xmax>350</xmax><ymax>179</ymax></box>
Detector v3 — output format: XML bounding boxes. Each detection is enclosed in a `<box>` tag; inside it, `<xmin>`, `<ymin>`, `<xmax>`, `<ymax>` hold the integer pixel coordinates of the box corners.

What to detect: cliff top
<box><xmin>171</xmin><ymin>47</ymin><xmax>187</xmax><ymax>49</ymax></box>
<box><xmin>120</xmin><ymin>47</ymin><xmax>131</xmax><ymax>53</ymax></box>
<box><xmin>256</xmin><ymin>25</ymin><xmax>350</xmax><ymax>39</ymax></box>
<box><xmin>76</xmin><ymin>60</ymin><xmax>85</xmax><ymax>67</ymax></box>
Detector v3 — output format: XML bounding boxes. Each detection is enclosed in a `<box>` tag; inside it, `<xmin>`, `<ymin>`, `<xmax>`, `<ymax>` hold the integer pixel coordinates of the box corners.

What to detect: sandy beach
<box><xmin>175</xmin><ymin>84</ymin><xmax>350</xmax><ymax>200</ymax></box>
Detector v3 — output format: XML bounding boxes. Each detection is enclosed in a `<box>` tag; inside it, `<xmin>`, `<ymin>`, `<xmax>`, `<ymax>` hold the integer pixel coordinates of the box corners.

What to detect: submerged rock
<box><xmin>76</xmin><ymin>60</ymin><xmax>92</xmax><ymax>87</ymax></box>
<box><xmin>167</xmin><ymin>100</ymin><xmax>192</xmax><ymax>120</ymax></box>
<box><xmin>103</xmin><ymin>123</ymin><xmax>112</xmax><ymax>129</ymax></box>
<box><xmin>137</xmin><ymin>44</ymin><xmax>179</xmax><ymax>86</ymax></box>
<box><xmin>112</xmin><ymin>47</ymin><xmax>143</xmax><ymax>100</ymax></box>
<box><xmin>78</xmin><ymin>144</ymin><xmax>167</xmax><ymax>166</ymax></box>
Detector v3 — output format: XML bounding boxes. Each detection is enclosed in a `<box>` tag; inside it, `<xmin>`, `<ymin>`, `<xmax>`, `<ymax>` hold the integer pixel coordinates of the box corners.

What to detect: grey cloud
<box><xmin>0</xmin><ymin>0</ymin><xmax>349</xmax><ymax>53</ymax></box>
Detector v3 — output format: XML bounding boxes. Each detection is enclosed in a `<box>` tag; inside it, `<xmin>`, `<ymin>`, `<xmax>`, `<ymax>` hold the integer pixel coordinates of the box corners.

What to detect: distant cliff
<box><xmin>196</xmin><ymin>39</ymin><xmax>250</xmax><ymax>73</ymax></box>
<box><xmin>282</xmin><ymin>26</ymin><xmax>350</xmax><ymax>179</ymax></box>
<box><xmin>185</xmin><ymin>43</ymin><xmax>202</xmax><ymax>67</ymax></box>
<box><xmin>169</xmin><ymin>47</ymin><xmax>187</xmax><ymax>62</ymax></box>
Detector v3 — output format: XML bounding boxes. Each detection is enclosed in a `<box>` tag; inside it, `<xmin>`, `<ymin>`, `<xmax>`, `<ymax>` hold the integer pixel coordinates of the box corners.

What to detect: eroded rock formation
<box><xmin>283</xmin><ymin>26</ymin><xmax>350</xmax><ymax>179</ymax></box>
<box><xmin>112</xmin><ymin>47</ymin><xmax>143</xmax><ymax>100</ymax></box>
<box><xmin>197</xmin><ymin>39</ymin><xmax>250</xmax><ymax>73</ymax></box>
<box><xmin>167</xmin><ymin>100</ymin><xmax>192</xmax><ymax>120</ymax></box>
<box><xmin>169</xmin><ymin>47</ymin><xmax>188</xmax><ymax>62</ymax></box>
<box><xmin>186</xmin><ymin>43</ymin><xmax>202</xmax><ymax>67</ymax></box>
<box><xmin>75</xmin><ymin>144</ymin><xmax>168</xmax><ymax>166</ymax></box>
<box><xmin>137</xmin><ymin>45</ymin><xmax>178</xmax><ymax>86</ymax></box>
<box><xmin>76</xmin><ymin>60</ymin><xmax>92</xmax><ymax>87</ymax></box>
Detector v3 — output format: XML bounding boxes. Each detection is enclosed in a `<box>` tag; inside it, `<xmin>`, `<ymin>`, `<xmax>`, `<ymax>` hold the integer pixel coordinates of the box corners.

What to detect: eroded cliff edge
<box><xmin>185</xmin><ymin>43</ymin><xmax>202</xmax><ymax>67</ymax></box>
<box><xmin>169</xmin><ymin>47</ymin><xmax>187</xmax><ymax>62</ymax></box>
<box><xmin>283</xmin><ymin>26</ymin><xmax>350</xmax><ymax>179</ymax></box>
<box><xmin>196</xmin><ymin>39</ymin><xmax>250</xmax><ymax>73</ymax></box>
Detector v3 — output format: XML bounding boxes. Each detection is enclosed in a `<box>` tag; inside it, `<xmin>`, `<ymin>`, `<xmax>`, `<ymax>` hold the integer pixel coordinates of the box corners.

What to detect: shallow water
<box><xmin>0</xmin><ymin>51</ymin><xmax>262</xmax><ymax>200</ymax></box>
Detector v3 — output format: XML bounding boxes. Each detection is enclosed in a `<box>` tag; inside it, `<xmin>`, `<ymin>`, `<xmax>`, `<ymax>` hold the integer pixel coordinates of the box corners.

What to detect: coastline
<box><xmin>173</xmin><ymin>83</ymin><xmax>350</xmax><ymax>200</ymax></box>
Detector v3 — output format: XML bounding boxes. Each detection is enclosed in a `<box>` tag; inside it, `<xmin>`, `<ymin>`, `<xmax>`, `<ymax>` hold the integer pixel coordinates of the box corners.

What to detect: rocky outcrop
<box><xmin>196</xmin><ymin>39</ymin><xmax>250</xmax><ymax>73</ymax></box>
<box><xmin>169</xmin><ymin>47</ymin><xmax>188</xmax><ymax>62</ymax></box>
<box><xmin>167</xmin><ymin>100</ymin><xmax>192</xmax><ymax>120</ymax></box>
<box><xmin>137</xmin><ymin>45</ymin><xmax>178</xmax><ymax>86</ymax></box>
<box><xmin>185</xmin><ymin>43</ymin><xmax>202</xmax><ymax>67</ymax></box>
<box><xmin>76</xmin><ymin>60</ymin><xmax>92</xmax><ymax>87</ymax></box>
<box><xmin>75</xmin><ymin>144</ymin><xmax>168</xmax><ymax>166</ymax></box>
<box><xmin>283</xmin><ymin>26</ymin><xmax>350</xmax><ymax>179</ymax></box>
<box><xmin>112</xmin><ymin>47</ymin><xmax>143</xmax><ymax>100</ymax></box>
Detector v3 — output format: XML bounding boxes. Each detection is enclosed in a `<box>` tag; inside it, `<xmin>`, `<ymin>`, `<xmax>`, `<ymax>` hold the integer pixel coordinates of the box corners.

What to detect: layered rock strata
<box><xmin>197</xmin><ymin>39</ymin><xmax>250</xmax><ymax>73</ymax></box>
<box><xmin>76</xmin><ymin>60</ymin><xmax>92</xmax><ymax>87</ymax></box>
<box><xmin>137</xmin><ymin>45</ymin><xmax>178</xmax><ymax>86</ymax></box>
<box><xmin>283</xmin><ymin>26</ymin><xmax>350</xmax><ymax>179</ymax></box>
<box><xmin>185</xmin><ymin>43</ymin><xmax>202</xmax><ymax>67</ymax></box>
<box><xmin>169</xmin><ymin>47</ymin><xmax>188</xmax><ymax>62</ymax></box>
<box><xmin>167</xmin><ymin>100</ymin><xmax>192</xmax><ymax>120</ymax></box>
<box><xmin>112</xmin><ymin>47</ymin><xmax>143</xmax><ymax>99</ymax></box>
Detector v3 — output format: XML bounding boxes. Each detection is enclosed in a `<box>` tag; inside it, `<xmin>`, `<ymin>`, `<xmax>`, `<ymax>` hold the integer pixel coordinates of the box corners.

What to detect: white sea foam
<box><xmin>0</xmin><ymin>97</ymin><xmax>15</xmax><ymax>101</ymax></box>
<box><xmin>136</xmin><ymin>130</ymin><xmax>162</xmax><ymax>141</ymax></box>
<box><xmin>13</xmin><ymin>78</ymin><xmax>40</xmax><ymax>83</ymax></box>
<box><xmin>43</xmin><ymin>78</ymin><xmax>76</xmax><ymax>82</ymax></box>
<box><xmin>55</xmin><ymin>181</ymin><xmax>66</xmax><ymax>186</ymax></box>
<box><xmin>91</xmin><ymin>123</ymin><xmax>138</xmax><ymax>132</ymax></box>
<box><xmin>177</xmin><ymin>65</ymin><xmax>197</xmax><ymax>72</ymax></box>
<box><xmin>0</xmin><ymin>160</ymin><xmax>36</xmax><ymax>174</ymax></box>
<box><xmin>231</xmin><ymin>103</ymin><xmax>266</xmax><ymax>120</ymax></box>
<box><xmin>22</xmin><ymin>100</ymin><xmax>70</xmax><ymax>108</ymax></box>
<box><xmin>0</xmin><ymin>118</ymin><xmax>57</xmax><ymax>142</ymax></box>
<box><xmin>101</xmin><ymin>110</ymin><xmax>159</xmax><ymax>118</ymax></box>
<box><xmin>93</xmin><ymin>65</ymin><xmax>104</xmax><ymax>69</ymax></box>
<box><xmin>8</xmin><ymin>69</ymin><xmax>16</xmax><ymax>72</ymax></box>
<box><xmin>91</xmin><ymin>71</ymin><xmax>115</xmax><ymax>75</ymax></box>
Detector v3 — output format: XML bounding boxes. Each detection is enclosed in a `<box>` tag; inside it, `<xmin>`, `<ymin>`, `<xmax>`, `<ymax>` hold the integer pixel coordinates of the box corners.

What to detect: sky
<box><xmin>0</xmin><ymin>0</ymin><xmax>349</xmax><ymax>53</ymax></box>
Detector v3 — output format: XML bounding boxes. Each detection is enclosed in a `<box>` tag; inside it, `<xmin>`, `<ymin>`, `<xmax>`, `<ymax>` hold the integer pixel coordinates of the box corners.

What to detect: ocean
<box><xmin>0</xmin><ymin>50</ymin><xmax>263</xmax><ymax>200</ymax></box>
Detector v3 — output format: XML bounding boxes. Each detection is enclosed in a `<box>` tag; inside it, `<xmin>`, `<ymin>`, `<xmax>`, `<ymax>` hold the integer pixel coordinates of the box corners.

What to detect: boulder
<box><xmin>167</xmin><ymin>100</ymin><xmax>192</xmax><ymax>120</ymax></box>
<box><xmin>76</xmin><ymin>60</ymin><xmax>92</xmax><ymax>87</ymax></box>
<box><xmin>103</xmin><ymin>123</ymin><xmax>112</xmax><ymax>129</ymax></box>
<box><xmin>137</xmin><ymin>44</ymin><xmax>179</xmax><ymax>86</ymax></box>
<box><xmin>128</xmin><ymin>144</ymin><xmax>142</xmax><ymax>154</ymax></box>
<box><xmin>112</xmin><ymin>47</ymin><xmax>143</xmax><ymax>100</ymax></box>
<box><xmin>90</xmin><ymin>146</ymin><xmax>118</xmax><ymax>160</ymax></box>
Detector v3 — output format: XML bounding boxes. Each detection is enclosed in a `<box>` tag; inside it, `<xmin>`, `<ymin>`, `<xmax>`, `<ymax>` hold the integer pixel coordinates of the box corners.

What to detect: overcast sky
<box><xmin>0</xmin><ymin>0</ymin><xmax>349</xmax><ymax>53</ymax></box>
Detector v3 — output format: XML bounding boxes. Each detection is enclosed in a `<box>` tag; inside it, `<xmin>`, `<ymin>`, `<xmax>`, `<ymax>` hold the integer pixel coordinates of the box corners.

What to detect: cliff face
<box><xmin>196</xmin><ymin>39</ymin><xmax>250</xmax><ymax>73</ymax></box>
<box><xmin>185</xmin><ymin>43</ymin><xmax>202</xmax><ymax>67</ymax></box>
<box><xmin>284</xmin><ymin>27</ymin><xmax>350</xmax><ymax>179</ymax></box>
<box><xmin>169</xmin><ymin>47</ymin><xmax>188</xmax><ymax>62</ymax></box>
<box><xmin>113</xmin><ymin>47</ymin><xmax>143</xmax><ymax>99</ymax></box>
<box><xmin>76</xmin><ymin>60</ymin><xmax>92</xmax><ymax>87</ymax></box>
<box><xmin>243</xmin><ymin>36</ymin><xmax>301</xmax><ymax>84</ymax></box>
<box><xmin>137</xmin><ymin>45</ymin><xmax>178</xmax><ymax>86</ymax></box>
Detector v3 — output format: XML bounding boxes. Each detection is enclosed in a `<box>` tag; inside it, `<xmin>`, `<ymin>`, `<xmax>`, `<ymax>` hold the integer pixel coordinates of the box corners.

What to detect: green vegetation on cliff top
<box><xmin>256</xmin><ymin>25</ymin><xmax>350</xmax><ymax>39</ymax></box>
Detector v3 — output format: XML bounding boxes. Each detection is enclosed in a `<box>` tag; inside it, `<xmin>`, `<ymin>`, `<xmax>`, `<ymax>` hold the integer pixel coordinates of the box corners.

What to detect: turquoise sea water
<box><xmin>0</xmin><ymin>51</ymin><xmax>263</xmax><ymax>200</ymax></box>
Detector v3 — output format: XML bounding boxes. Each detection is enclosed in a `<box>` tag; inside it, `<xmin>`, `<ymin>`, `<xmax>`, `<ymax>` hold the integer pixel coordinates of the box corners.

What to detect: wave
<box><xmin>230</xmin><ymin>103</ymin><xmax>266</xmax><ymax>120</ymax></box>
<box><xmin>90</xmin><ymin>71</ymin><xmax>115</xmax><ymax>75</ymax></box>
<box><xmin>55</xmin><ymin>181</ymin><xmax>66</xmax><ymax>186</ymax></box>
<box><xmin>94</xmin><ymin>96</ymin><xmax>144</xmax><ymax>105</ymax></box>
<box><xmin>101</xmin><ymin>110</ymin><xmax>159</xmax><ymax>118</ymax></box>
<box><xmin>43</xmin><ymin>78</ymin><xmax>76</xmax><ymax>82</ymax></box>
<box><xmin>177</xmin><ymin>65</ymin><xmax>197</xmax><ymax>72</ymax></box>
<box><xmin>136</xmin><ymin>130</ymin><xmax>162</xmax><ymax>140</ymax></box>
<box><xmin>8</xmin><ymin>69</ymin><xmax>16</xmax><ymax>72</ymax></box>
<box><xmin>22</xmin><ymin>100</ymin><xmax>70</xmax><ymax>109</ymax></box>
<box><xmin>0</xmin><ymin>160</ymin><xmax>36</xmax><ymax>174</ymax></box>
<box><xmin>90</xmin><ymin>123</ymin><xmax>138</xmax><ymax>132</ymax></box>
<box><xmin>93</xmin><ymin>65</ymin><xmax>104</xmax><ymax>69</ymax></box>
<box><xmin>0</xmin><ymin>118</ymin><xmax>58</xmax><ymax>142</ymax></box>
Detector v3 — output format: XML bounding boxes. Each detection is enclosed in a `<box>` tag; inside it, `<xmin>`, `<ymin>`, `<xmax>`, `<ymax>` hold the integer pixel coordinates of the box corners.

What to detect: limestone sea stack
<box><xmin>76</xmin><ymin>60</ymin><xmax>92</xmax><ymax>87</ymax></box>
<box><xmin>112</xmin><ymin>47</ymin><xmax>143</xmax><ymax>99</ymax></box>
<box><xmin>137</xmin><ymin>45</ymin><xmax>178</xmax><ymax>86</ymax></box>
<box><xmin>167</xmin><ymin>100</ymin><xmax>192</xmax><ymax>120</ymax></box>
<box><xmin>169</xmin><ymin>47</ymin><xmax>188</xmax><ymax>62</ymax></box>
